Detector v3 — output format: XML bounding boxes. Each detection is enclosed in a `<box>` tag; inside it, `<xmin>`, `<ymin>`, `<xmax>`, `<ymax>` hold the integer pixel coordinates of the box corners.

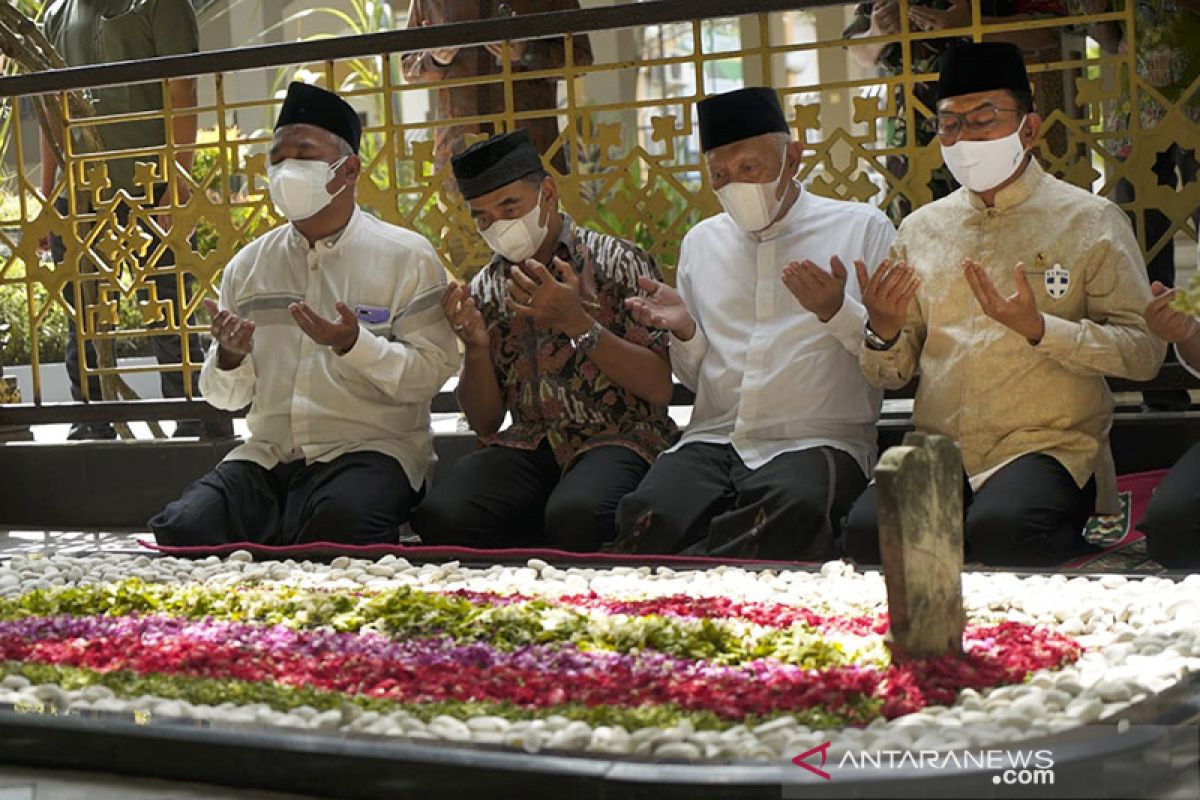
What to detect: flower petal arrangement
<box><xmin>0</xmin><ymin>554</ymin><xmax>1198</xmax><ymax>762</ymax></box>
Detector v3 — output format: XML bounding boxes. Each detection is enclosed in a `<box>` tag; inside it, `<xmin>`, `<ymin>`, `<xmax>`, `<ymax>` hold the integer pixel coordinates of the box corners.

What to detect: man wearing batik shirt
<box><xmin>1138</xmin><ymin>284</ymin><xmax>1200</xmax><ymax>568</ymax></box>
<box><xmin>615</xmin><ymin>87</ymin><xmax>896</xmax><ymax>561</ymax></box>
<box><xmin>844</xmin><ymin>43</ymin><xmax>1166</xmax><ymax>568</ymax></box>
<box><xmin>150</xmin><ymin>83</ymin><xmax>460</xmax><ymax>547</ymax></box>
<box><xmin>411</xmin><ymin>131</ymin><xmax>677</xmax><ymax>551</ymax></box>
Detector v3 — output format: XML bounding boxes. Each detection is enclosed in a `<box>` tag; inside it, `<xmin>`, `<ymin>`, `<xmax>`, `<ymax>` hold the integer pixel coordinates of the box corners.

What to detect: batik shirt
<box><xmin>401</xmin><ymin>0</ymin><xmax>594</xmax><ymax>173</ymax></box>
<box><xmin>845</xmin><ymin>1</ymin><xmax>967</xmax><ymax>153</ymax></box>
<box><xmin>1081</xmin><ymin>0</ymin><xmax>1200</xmax><ymax>158</ymax></box>
<box><xmin>468</xmin><ymin>215</ymin><xmax>678</xmax><ymax>468</ymax></box>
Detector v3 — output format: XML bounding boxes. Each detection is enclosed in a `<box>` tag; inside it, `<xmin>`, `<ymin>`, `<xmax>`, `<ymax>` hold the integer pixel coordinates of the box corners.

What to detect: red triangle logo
<box><xmin>791</xmin><ymin>741</ymin><xmax>833</xmax><ymax>780</ymax></box>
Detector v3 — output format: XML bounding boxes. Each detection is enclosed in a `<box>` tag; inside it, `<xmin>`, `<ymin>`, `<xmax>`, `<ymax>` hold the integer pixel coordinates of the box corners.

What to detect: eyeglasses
<box><xmin>936</xmin><ymin>105</ymin><xmax>1023</xmax><ymax>144</ymax></box>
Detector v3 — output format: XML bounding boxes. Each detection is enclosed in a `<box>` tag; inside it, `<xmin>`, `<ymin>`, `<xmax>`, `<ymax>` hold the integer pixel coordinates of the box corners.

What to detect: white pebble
<box><xmin>429</xmin><ymin>715</ymin><xmax>472</xmax><ymax>742</ymax></box>
<box><xmin>466</xmin><ymin>716</ymin><xmax>511</xmax><ymax>733</ymax></box>
<box><xmin>654</xmin><ymin>741</ymin><xmax>702</xmax><ymax>761</ymax></box>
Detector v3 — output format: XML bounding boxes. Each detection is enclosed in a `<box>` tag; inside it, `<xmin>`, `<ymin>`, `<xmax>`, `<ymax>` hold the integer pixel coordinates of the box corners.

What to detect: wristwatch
<box><xmin>572</xmin><ymin>320</ymin><xmax>604</xmax><ymax>355</ymax></box>
<box><xmin>864</xmin><ymin>323</ymin><xmax>900</xmax><ymax>352</ymax></box>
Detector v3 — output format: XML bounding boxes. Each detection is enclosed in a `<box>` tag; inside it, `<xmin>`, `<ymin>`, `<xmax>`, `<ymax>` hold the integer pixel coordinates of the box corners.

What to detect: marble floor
<box><xmin>0</xmin><ymin>768</ymin><xmax>310</xmax><ymax>800</ymax></box>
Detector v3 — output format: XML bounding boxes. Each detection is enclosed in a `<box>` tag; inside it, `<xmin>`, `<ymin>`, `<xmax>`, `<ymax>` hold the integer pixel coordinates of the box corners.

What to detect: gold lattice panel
<box><xmin>1</xmin><ymin>2</ymin><xmax>1197</xmax><ymax>402</ymax></box>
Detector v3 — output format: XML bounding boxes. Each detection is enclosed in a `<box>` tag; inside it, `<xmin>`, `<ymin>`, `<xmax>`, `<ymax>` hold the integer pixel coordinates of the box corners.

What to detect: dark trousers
<box><xmin>1139</xmin><ymin>442</ymin><xmax>1200</xmax><ymax>569</ymax></box>
<box><xmin>614</xmin><ymin>443</ymin><xmax>868</xmax><ymax>560</ymax></box>
<box><xmin>149</xmin><ymin>452</ymin><xmax>417</xmax><ymax>546</ymax></box>
<box><xmin>842</xmin><ymin>453</ymin><xmax>1097</xmax><ymax>568</ymax></box>
<box><xmin>411</xmin><ymin>441</ymin><xmax>649</xmax><ymax>552</ymax></box>
<box><xmin>52</xmin><ymin>195</ymin><xmax>202</xmax><ymax>401</ymax></box>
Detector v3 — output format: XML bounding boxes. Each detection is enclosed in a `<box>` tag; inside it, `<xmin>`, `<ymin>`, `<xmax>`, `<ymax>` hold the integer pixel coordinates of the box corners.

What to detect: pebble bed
<box><xmin>0</xmin><ymin>553</ymin><xmax>1198</xmax><ymax>763</ymax></box>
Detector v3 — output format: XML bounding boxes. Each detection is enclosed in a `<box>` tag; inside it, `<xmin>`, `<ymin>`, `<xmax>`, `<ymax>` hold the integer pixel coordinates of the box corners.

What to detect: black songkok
<box><xmin>697</xmin><ymin>87</ymin><xmax>790</xmax><ymax>152</ymax></box>
<box><xmin>274</xmin><ymin>82</ymin><xmax>362</xmax><ymax>154</ymax></box>
<box><xmin>451</xmin><ymin>131</ymin><xmax>545</xmax><ymax>200</ymax></box>
<box><xmin>937</xmin><ymin>42</ymin><xmax>1031</xmax><ymax>102</ymax></box>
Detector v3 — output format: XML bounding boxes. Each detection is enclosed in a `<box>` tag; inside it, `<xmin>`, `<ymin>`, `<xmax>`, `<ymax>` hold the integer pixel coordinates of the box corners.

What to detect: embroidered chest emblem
<box><xmin>1044</xmin><ymin>264</ymin><xmax>1070</xmax><ymax>300</ymax></box>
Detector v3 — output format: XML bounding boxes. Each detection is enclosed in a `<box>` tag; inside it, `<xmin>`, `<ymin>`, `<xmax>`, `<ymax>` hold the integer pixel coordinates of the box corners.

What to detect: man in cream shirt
<box><xmin>844</xmin><ymin>43</ymin><xmax>1165</xmax><ymax>567</ymax></box>
<box><xmin>150</xmin><ymin>83</ymin><xmax>459</xmax><ymax>546</ymax></box>
<box><xmin>617</xmin><ymin>87</ymin><xmax>896</xmax><ymax>560</ymax></box>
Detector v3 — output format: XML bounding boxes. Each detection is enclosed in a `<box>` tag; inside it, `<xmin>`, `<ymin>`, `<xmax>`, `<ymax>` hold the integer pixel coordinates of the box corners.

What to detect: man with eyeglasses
<box><xmin>842</xmin><ymin>42</ymin><xmax>1165</xmax><ymax>567</ymax></box>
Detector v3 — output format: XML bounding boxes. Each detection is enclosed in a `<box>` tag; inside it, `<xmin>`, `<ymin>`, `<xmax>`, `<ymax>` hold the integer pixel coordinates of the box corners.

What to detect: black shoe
<box><xmin>67</xmin><ymin>422</ymin><xmax>117</xmax><ymax>441</ymax></box>
<box><xmin>172</xmin><ymin>420</ymin><xmax>205</xmax><ymax>438</ymax></box>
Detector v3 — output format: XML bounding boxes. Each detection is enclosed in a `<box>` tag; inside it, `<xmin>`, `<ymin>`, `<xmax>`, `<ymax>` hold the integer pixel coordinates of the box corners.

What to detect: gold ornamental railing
<box><xmin>0</xmin><ymin>0</ymin><xmax>1196</xmax><ymax>419</ymax></box>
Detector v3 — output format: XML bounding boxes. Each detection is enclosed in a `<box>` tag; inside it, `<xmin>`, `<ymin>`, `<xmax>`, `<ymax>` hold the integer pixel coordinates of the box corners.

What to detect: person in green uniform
<box><xmin>39</xmin><ymin>0</ymin><xmax>204</xmax><ymax>438</ymax></box>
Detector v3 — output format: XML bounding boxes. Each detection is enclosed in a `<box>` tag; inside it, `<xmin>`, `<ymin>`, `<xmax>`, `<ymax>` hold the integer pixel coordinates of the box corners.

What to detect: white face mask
<box><xmin>940</xmin><ymin>116</ymin><xmax>1029</xmax><ymax>194</ymax></box>
<box><xmin>268</xmin><ymin>156</ymin><xmax>349</xmax><ymax>222</ymax></box>
<box><xmin>480</xmin><ymin>197</ymin><xmax>550</xmax><ymax>263</ymax></box>
<box><xmin>714</xmin><ymin>150</ymin><xmax>791</xmax><ymax>233</ymax></box>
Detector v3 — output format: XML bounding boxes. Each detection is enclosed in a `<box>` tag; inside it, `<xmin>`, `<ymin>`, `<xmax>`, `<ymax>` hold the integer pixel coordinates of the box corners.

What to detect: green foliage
<box><xmin>0</xmin><ymin>577</ymin><xmax>857</xmax><ymax>670</ymax></box>
<box><xmin>0</xmin><ymin>275</ymin><xmax>68</xmax><ymax>364</ymax></box>
<box><xmin>1</xmin><ymin>263</ymin><xmax>156</xmax><ymax>366</ymax></box>
<box><xmin>189</xmin><ymin>125</ymin><xmax>273</xmax><ymax>257</ymax></box>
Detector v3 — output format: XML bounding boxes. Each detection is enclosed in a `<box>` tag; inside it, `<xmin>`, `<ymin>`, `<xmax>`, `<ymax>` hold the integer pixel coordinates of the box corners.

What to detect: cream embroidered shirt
<box><xmin>200</xmin><ymin>208</ymin><xmax>461</xmax><ymax>489</ymax></box>
<box><xmin>860</xmin><ymin>159</ymin><xmax>1166</xmax><ymax>508</ymax></box>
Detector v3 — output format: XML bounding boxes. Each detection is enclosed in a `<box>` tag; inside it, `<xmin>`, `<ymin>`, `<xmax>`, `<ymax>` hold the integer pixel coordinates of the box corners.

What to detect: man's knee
<box><xmin>966</xmin><ymin>503</ymin><xmax>1085</xmax><ymax>567</ymax></box>
<box><xmin>544</xmin><ymin>492</ymin><xmax>609</xmax><ymax>552</ymax></box>
<box><xmin>148</xmin><ymin>504</ymin><xmax>222</xmax><ymax>547</ymax></box>
<box><xmin>148</xmin><ymin>468</ymin><xmax>237</xmax><ymax>547</ymax></box>
<box><xmin>614</xmin><ymin>488</ymin><xmax>651</xmax><ymax>538</ymax></box>
<box><xmin>1140</xmin><ymin>492</ymin><xmax>1200</xmax><ymax>569</ymax></box>
<box><xmin>841</xmin><ymin>492</ymin><xmax>881</xmax><ymax>565</ymax></box>
<box><xmin>613</xmin><ymin>486</ymin><xmax>692</xmax><ymax>553</ymax></box>
<box><xmin>305</xmin><ymin>495</ymin><xmax>402</xmax><ymax>545</ymax></box>
<box><xmin>411</xmin><ymin>492</ymin><xmax>474</xmax><ymax>546</ymax></box>
<box><xmin>965</xmin><ymin>504</ymin><xmax>1026</xmax><ymax>564</ymax></box>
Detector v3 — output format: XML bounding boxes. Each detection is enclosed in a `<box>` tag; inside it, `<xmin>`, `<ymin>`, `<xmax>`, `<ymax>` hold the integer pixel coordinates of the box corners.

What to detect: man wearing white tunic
<box><xmin>1139</xmin><ymin>283</ymin><xmax>1200</xmax><ymax>568</ymax></box>
<box><xmin>844</xmin><ymin>43</ymin><xmax>1165</xmax><ymax>567</ymax></box>
<box><xmin>150</xmin><ymin>83</ymin><xmax>460</xmax><ymax>546</ymax></box>
<box><xmin>615</xmin><ymin>87</ymin><xmax>896</xmax><ymax>560</ymax></box>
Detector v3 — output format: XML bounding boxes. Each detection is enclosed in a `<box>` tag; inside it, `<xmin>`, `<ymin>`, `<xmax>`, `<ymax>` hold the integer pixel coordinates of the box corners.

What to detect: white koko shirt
<box><xmin>200</xmin><ymin>208</ymin><xmax>461</xmax><ymax>490</ymax></box>
<box><xmin>669</xmin><ymin>186</ymin><xmax>896</xmax><ymax>476</ymax></box>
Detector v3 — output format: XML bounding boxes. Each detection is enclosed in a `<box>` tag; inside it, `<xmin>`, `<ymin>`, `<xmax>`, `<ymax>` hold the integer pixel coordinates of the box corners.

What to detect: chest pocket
<box><xmin>348</xmin><ymin>301</ymin><xmax>394</xmax><ymax>340</ymax></box>
<box><xmin>1028</xmin><ymin>261</ymin><xmax>1082</xmax><ymax>317</ymax></box>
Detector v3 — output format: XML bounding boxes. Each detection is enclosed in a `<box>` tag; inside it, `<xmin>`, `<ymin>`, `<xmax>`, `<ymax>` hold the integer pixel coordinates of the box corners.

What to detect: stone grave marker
<box><xmin>875</xmin><ymin>432</ymin><xmax>965</xmax><ymax>659</ymax></box>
